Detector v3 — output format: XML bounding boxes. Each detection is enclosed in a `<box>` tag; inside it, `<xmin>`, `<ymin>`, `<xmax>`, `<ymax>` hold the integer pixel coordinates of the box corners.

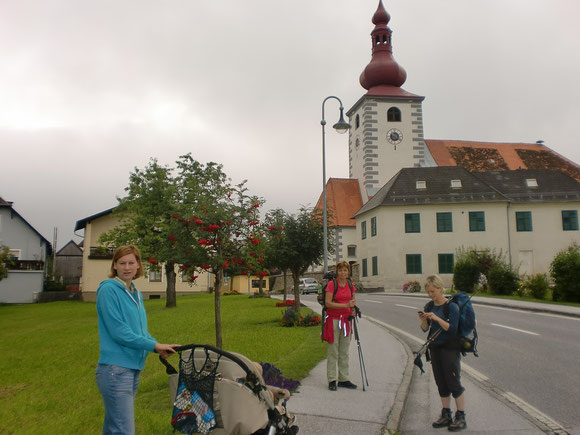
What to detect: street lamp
<box><xmin>321</xmin><ymin>96</ymin><xmax>351</xmax><ymax>275</ymax></box>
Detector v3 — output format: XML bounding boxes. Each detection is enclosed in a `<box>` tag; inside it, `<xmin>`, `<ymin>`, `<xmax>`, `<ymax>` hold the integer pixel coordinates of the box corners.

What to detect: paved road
<box><xmin>342</xmin><ymin>293</ymin><xmax>580</xmax><ymax>432</ymax></box>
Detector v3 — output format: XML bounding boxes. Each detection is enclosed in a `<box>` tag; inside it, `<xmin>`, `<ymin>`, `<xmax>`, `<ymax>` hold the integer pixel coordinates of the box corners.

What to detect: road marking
<box><xmin>473</xmin><ymin>303</ymin><xmax>580</xmax><ymax>321</ymax></box>
<box><xmin>395</xmin><ymin>304</ymin><xmax>418</xmax><ymax>309</ymax></box>
<box><xmin>363</xmin><ymin>299</ymin><xmax>383</xmax><ymax>304</ymax></box>
<box><xmin>491</xmin><ymin>323</ymin><xmax>539</xmax><ymax>336</ymax></box>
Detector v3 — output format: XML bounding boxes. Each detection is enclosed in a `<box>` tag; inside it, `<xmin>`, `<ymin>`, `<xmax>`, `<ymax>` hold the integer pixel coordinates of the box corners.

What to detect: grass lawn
<box><xmin>0</xmin><ymin>294</ymin><xmax>326</xmax><ymax>434</ymax></box>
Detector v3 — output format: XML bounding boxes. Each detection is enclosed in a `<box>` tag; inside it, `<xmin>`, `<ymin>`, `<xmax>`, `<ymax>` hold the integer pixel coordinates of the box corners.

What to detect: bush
<box><xmin>550</xmin><ymin>243</ymin><xmax>580</xmax><ymax>302</ymax></box>
<box><xmin>402</xmin><ymin>281</ymin><xmax>420</xmax><ymax>293</ymax></box>
<box><xmin>280</xmin><ymin>306</ymin><xmax>321</xmax><ymax>327</ymax></box>
<box><xmin>43</xmin><ymin>278</ymin><xmax>66</xmax><ymax>292</ymax></box>
<box><xmin>453</xmin><ymin>258</ymin><xmax>480</xmax><ymax>293</ymax></box>
<box><xmin>488</xmin><ymin>263</ymin><xmax>519</xmax><ymax>296</ymax></box>
<box><xmin>521</xmin><ymin>273</ymin><xmax>549</xmax><ymax>300</ymax></box>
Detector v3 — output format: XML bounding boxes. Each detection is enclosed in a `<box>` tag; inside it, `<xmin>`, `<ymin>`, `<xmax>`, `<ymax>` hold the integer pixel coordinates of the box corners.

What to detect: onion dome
<box><xmin>359</xmin><ymin>0</ymin><xmax>407</xmax><ymax>92</ymax></box>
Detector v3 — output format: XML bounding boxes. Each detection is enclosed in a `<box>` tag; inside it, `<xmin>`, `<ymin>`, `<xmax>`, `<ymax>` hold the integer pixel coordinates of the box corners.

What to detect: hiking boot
<box><xmin>432</xmin><ymin>408</ymin><xmax>452</xmax><ymax>428</ymax></box>
<box><xmin>337</xmin><ymin>381</ymin><xmax>357</xmax><ymax>389</ymax></box>
<box><xmin>448</xmin><ymin>411</ymin><xmax>467</xmax><ymax>432</ymax></box>
<box><xmin>328</xmin><ymin>381</ymin><xmax>337</xmax><ymax>391</ymax></box>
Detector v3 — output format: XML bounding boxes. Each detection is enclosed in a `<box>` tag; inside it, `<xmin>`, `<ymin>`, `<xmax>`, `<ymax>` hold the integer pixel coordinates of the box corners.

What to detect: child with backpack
<box><xmin>321</xmin><ymin>261</ymin><xmax>358</xmax><ymax>391</ymax></box>
<box><xmin>418</xmin><ymin>275</ymin><xmax>467</xmax><ymax>432</ymax></box>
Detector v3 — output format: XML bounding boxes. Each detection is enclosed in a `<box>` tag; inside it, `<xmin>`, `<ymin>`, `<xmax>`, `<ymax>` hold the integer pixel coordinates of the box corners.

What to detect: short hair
<box><xmin>335</xmin><ymin>261</ymin><xmax>351</xmax><ymax>275</ymax></box>
<box><xmin>109</xmin><ymin>245</ymin><xmax>144</xmax><ymax>279</ymax></box>
<box><xmin>424</xmin><ymin>274</ymin><xmax>445</xmax><ymax>291</ymax></box>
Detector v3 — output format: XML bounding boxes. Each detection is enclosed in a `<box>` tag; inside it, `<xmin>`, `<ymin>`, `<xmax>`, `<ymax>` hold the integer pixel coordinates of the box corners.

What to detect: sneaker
<box><xmin>328</xmin><ymin>381</ymin><xmax>337</xmax><ymax>391</ymax></box>
<box><xmin>432</xmin><ymin>408</ymin><xmax>452</xmax><ymax>428</ymax></box>
<box><xmin>448</xmin><ymin>411</ymin><xmax>467</xmax><ymax>432</ymax></box>
<box><xmin>337</xmin><ymin>381</ymin><xmax>357</xmax><ymax>389</ymax></box>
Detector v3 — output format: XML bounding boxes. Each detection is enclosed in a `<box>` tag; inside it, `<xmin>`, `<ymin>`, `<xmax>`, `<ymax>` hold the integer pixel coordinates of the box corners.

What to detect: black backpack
<box><xmin>319</xmin><ymin>278</ymin><xmax>355</xmax><ymax>341</ymax></box>
<box><xmin>424</xmin><ymin>291</ymin><xmax>478</xmax><ymax>356</ymax></box>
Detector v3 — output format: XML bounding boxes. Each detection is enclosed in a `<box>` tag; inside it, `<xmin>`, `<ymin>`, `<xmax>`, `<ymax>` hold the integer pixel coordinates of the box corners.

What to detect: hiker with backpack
<box><xmin>321</xmin><ymin>261</ymin><xmax>358</xmax><ymax>391</ymax></box>
<box><xmin>418</xmin><ymin>275</ymin><xmax>467</xmax><ymax>432</ymax></box>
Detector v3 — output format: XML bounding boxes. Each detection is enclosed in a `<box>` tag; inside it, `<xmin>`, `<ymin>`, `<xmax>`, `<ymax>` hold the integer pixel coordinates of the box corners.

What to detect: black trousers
<box><xmin>430</xmin><ymin>347</ymin><xmax>465</xmax><ymax>399</ymax></box>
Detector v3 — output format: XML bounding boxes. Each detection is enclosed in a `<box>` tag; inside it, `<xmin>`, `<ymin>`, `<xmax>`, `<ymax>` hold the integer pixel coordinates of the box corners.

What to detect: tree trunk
<box><xmin>229</xmin><ymin>274</ymin><xmax>234</xmax><ymax>292</ymax></box>
<box><xmin>165</xmin><ymin>262</ymin><xmax>177</xmax><ymax>308</ymax></box>
<box><xmin>292</xmin><ymin>271</ymin><xmax>301</xmax><ymax>315</ymax></box>
<box><xmin>258</xmin><ymin>278</ymin><xmax>264</xmax><ymax>295</ymax></box>
<box><xmin>283</xmin><ymin>271</ymin><xmax>288</xmax><ymax>301</ymax></box>
<box><xmin>214</xmin><ymin>270</ymin><xmax>223</xmax><ymax>349</ymax></box>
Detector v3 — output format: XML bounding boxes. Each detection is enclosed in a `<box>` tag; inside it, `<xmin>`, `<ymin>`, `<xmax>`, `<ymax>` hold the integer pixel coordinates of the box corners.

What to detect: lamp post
<box><xmin>321</xmin><ymin>96</ymin><xmax>351</xmax><ymax>275</ymax></box>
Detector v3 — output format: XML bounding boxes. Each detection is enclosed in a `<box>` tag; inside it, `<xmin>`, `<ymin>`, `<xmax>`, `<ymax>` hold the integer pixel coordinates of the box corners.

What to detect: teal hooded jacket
<box><xmin>96</xmin><ymin>278</ymin><xmax>157</xmax><ymax>370</ymax></box>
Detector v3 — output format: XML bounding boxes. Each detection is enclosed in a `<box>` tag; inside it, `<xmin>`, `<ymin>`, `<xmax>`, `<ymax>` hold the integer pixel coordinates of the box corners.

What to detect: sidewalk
<box><xmin>282</xmin><ymin>296</ymin><xmax>569</xmax><ymax>434</ymax></box>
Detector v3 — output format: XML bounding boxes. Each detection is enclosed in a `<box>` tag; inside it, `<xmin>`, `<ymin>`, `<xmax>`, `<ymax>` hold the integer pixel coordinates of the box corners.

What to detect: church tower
<box><xmin>347</xmin><ymin>1</ymin><xmax>430</xmax><ymax>200</ymax></box>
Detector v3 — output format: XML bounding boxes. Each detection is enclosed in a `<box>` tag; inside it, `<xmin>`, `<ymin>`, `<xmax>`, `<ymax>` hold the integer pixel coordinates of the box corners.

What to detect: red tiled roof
<box><xmin>425</xmin><ymin>140</ymin><xmax>580</xmax><ymax>182</ymax></box>
<box><xmin>314</xmin><ymin>178</ymin><xmax>363</xmax><ymax>227</ymax></box>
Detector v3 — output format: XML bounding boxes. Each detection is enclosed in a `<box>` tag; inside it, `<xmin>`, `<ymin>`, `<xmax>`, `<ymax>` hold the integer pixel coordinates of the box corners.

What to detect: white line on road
<box><xmin>395</xmin><ymin>304</ymin><xmax>418</xmax><ymax>309</ymax></box>
<box><xmin>363</xmin><ymin>299</ymin><xmax>383</xmax><ymax>304</ymax></box>
<box><xmin>491</xmin><ymin>323</ymin><xmax>539</xmax><ymax>335</ymax></box>
<box><xmin>473</xmin><ymin>303</ymin><xmax>580</xmax><ymax>321</ymax></box>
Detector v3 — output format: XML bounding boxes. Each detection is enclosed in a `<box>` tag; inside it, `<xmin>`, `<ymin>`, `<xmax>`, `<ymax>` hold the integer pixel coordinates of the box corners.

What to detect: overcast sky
<box><xmin>1</xmin><ymin>0</ymin><xmax>579</xmax><ymax>250</ymax></box>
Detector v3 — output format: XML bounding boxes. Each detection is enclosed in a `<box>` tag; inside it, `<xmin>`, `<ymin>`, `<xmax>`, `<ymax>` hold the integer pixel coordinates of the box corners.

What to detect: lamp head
<box><xmin>332</xmin><ymin>107</ymin><xmax>351</xmax><ymax>134</ymax></box>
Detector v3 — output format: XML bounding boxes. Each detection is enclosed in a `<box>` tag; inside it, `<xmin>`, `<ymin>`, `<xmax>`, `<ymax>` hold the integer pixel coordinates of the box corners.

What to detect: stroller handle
<box><xmin>158</xmin><ymin>344</ymin><xmax>256</xmax><ymax>379</ymax></box>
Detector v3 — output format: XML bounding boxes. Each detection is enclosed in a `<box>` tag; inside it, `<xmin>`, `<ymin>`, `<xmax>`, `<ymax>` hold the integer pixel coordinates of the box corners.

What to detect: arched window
<box><xmin>355</xmin><ymin>138</ymin><xmax>360</xmax><ymax>149</ymax></box>
<box><xmin>355</xmin><ymin>114</ymin><xmax>360</xmax><ymax>129</ymax></box>
<box><xmin>387</xmin><ymin>107</ymin><xmax>401</xmax><ymax>122</ymax></box>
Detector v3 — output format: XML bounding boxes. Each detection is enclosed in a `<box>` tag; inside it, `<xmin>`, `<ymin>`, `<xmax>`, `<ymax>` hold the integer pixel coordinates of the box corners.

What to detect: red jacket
<box><xmin>322</xmin><ymin>280</ymin><xmax>355</xmax><ymax>343</ymax></box>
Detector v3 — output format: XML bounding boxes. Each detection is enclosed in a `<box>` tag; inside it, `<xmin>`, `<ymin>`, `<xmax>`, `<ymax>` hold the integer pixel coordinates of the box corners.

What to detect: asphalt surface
<box><xmin>281</xmin><ymin>295</ymin><xmax>579</xmax><ymax>435</ymax></box>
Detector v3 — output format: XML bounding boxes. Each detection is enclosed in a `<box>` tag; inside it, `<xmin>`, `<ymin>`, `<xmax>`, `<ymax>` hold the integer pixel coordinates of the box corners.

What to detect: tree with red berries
<box><xmin>173</xmin><ymin>154</ymin><xmax>265</xmax><ymax>348</ymax></box>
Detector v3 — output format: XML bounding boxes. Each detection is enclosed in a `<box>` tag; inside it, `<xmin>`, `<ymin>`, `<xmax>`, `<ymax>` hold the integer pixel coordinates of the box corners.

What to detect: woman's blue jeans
<box><xmin>96</xmin><ymin>364</ymin><xmax>141</xmax><ymax>435</ymax></box>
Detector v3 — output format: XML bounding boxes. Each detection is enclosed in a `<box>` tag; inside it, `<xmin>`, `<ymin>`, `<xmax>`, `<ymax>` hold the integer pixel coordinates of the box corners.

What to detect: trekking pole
<box><xmin>352</xmin><ymin>306</ymin><xmax>369</xmax><ymax>391</ymax></box>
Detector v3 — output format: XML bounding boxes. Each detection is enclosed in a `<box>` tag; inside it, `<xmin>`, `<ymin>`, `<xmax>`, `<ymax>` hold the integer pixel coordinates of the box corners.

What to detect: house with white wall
<box><xmin>353</xmin><ymin>167</ymin><xmax>580</xmax><ymax>290</ymax></box>
<box><xmin>0</xmin><ymin>196</ymin><xmax>51</xmax><ymax>303</ymax></box>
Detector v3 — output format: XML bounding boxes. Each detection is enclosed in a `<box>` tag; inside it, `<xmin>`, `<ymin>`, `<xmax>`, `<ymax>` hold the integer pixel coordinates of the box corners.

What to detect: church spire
<box><xmin>359</xmin><ymin>0</ymin><xmax>408</xmax><ymax>95</ymax></box>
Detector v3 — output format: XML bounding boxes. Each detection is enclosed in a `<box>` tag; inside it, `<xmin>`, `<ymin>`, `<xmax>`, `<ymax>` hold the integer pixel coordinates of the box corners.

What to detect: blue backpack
<box><xmin>425</xmin><ymin>291</ymin><xmax>478</xmax><ymax>356</ymax></box>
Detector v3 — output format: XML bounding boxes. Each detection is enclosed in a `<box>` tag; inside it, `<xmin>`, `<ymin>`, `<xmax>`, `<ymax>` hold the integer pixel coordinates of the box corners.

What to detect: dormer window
<box><xmin>526</xmin><ymin>179</ymin><xmax>538</xmax><ymax>188</ymax></box>
<box><xmin>451</xmin><ymin>179</ymin><xmax>462</xmax><ymax>189</ymax></box>
<box><xmin>416</xmin><ymin>180</ymin><xmax>426</xmax><ymax>189</ymax></box>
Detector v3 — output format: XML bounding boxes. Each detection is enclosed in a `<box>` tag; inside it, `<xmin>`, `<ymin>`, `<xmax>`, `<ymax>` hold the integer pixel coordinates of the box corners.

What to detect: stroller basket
<box><xmin>159</xmin><ymin>344</ymin><xmax>298</xmax><ymax>435</ymax></box>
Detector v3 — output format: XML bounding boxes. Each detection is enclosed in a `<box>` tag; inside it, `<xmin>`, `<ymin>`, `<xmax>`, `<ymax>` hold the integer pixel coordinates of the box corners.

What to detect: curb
<box><xmin>364</xmin><ymin>316</ymin><xmax>414</xmax><ymax>434</ymax></box>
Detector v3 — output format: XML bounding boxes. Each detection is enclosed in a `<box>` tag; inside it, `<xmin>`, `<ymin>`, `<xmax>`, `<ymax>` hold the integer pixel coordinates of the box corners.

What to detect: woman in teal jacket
<box><xmin>96</xmin><ymin>245</ymin><xmax>178</xmax><ymax>435</ymax></box>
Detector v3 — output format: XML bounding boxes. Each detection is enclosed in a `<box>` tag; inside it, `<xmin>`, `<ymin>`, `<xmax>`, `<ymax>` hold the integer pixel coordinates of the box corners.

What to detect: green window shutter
<box><xmin>372</xmin><ymin>256</ymin><xmax>378</xmax><ymax>275</ymax></box>
<box><xmin>362</xmin><ymin>258</ymin><xmax>368</xmax><ymax>277</ymax></box>
<box><xmin>405</xmin><ymin>213</ymin><xmax>420</xmax><ymax>233</ymax></box>
<box><xmin>562</xmin><ymin>210</ymin><xmax>579</xmax><ymax>231</ymax></box>
<box><xmin>436</xmin><ymin>212</ymin><xmax>452</xmax><ymax>232</ymax></box>
<box><xmin>371</xmin><ymin>217</ymin><xmax>377</xmax><ymax>237</ymax></box>
<box><xmin>515</xmin><ymin>211</ymin><xmax>533</xmax><ymax>232</ymax></box>
<box><xmin>438</xmin><ymin>253</ymin><xmax>454</xmax><ymax>274</ymax></box>
<box><xmin>469</xmin><ymin>211</ymin><xmax>485</xmax><ymax>232</ymax></box>
<box><xmin>361</xmin><ymin>221</ymin><xmax>367</xmax><ymax>239</ymax></box>
<box><xmin>406</xmin><ymin>254</ymin><xmax>422</xmax><ymax>274</ymax></box>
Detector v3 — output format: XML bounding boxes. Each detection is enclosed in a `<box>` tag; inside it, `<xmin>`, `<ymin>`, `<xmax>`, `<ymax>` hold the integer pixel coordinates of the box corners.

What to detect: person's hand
<box><xmin>155</xmin><ymin>343</ymin><xmax>180</xmax><ymax>359</ymax></box>
<box><xmin>418</xmin><ymin>311</ymin><xmax>427</xmax><ymax>320</ymax></box>
<box><xmin>347</xmin><ymin>299</ymin><xmax>356</xmax><ymax>308</ymax></box>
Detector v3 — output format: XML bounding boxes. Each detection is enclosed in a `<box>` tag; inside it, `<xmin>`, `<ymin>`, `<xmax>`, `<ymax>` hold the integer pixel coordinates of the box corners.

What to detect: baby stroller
<box><xmin>159</xmin><ymin>344</ymin><xmax>299</xmax><ymax>435</ymax></box>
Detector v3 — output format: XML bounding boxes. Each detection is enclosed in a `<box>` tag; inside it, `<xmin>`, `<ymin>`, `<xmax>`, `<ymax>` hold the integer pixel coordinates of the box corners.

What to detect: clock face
<box><xmin>387</xmin><ymin>128</ymin><xmax>403</xmax><ymax>144</ymax></box>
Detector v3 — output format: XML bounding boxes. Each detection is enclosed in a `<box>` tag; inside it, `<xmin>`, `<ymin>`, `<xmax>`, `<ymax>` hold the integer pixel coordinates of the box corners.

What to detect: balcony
<box><xmin>88</xmin><ymin>246</ymin><xmax>115</xmax><ymax>259</ymax></box>
<box><xmin>9</xmin><ymin>260</ymin><xmax>45</xmax><ymax>271</ymax></box>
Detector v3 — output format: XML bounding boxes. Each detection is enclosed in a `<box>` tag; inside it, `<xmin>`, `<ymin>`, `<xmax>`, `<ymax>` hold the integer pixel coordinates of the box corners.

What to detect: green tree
<box><xmin>0</xmin><ymin>245</ymin><xmax>14</xmax><ymax>281</ymax></box>
<box><xmin>100</xmin><ymin>159</ymin><xmax>185</xmax><ymax>308</ymax></box>
<box><xmin>277</xmin><ymin>207</ymin><xmax>326</xmax><ymax>315</ymax></box>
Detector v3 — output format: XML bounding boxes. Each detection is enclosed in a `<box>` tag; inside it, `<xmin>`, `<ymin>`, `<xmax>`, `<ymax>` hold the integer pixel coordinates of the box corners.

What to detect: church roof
<box><xmin>354</xmin><ymin>167</ymin><xmax>580</xmax><ymax>216</ymax></box>
<box><xmin>314</xmin><ymin>178</ymin><xmax>363</xmax><ymax>227</ymax></box>
<box><xmin>425</xmin><ymin>139</ymin><xmax>580</xmax><ymax>182</ymax></box>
